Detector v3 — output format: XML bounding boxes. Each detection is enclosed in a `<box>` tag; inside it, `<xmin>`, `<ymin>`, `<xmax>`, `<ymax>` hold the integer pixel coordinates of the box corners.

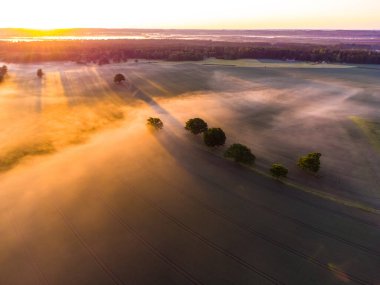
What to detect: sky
<box><xmin>2</xmin><ymin>0</ymin><xmax>380</xmax><ymax>30</ymax></box>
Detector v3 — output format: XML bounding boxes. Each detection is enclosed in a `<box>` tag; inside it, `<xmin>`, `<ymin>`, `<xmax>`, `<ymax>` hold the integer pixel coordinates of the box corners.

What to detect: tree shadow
<box><xmin>35</xmin><ymin>77</ymin><xmax>43</xmax><ymax>113</ymax></box>
<box><xmin>128</xmin><ymin>84</ymin><xmax>183</xmax><ymax>128</ymax></box>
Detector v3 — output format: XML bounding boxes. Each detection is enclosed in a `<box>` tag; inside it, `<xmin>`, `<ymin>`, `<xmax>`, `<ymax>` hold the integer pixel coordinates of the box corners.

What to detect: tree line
<box><xmin>1</xmin><ymin>40</ymin><xmax>379</xmax><ymax>64</ymax></box>
<box><xmin>148</xmin><ymin>116</ymin><xmax>322</xmax><ymax>180</ymax></box>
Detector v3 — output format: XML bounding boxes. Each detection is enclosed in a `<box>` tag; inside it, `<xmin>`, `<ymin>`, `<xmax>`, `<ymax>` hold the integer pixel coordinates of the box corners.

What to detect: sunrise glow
<box><xmin>2</xmin><ymin>0</ymin><xmax>380</xmax><ymax>29</ymax></box>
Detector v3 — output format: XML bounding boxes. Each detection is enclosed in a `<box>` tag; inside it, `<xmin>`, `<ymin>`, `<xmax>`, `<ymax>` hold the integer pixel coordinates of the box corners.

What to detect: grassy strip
<box><xmin>243</xmin><ymin>160</ymin><xmax>380</xmax><ymax>215</ymax></box>
<box><xmin>350</xmin><ymin>116</ymin><xmax>380</xmax><ymax>153</ymax></box>
<box><xmin>197</xmin><ymin>143</ymin><xmax>380</xmax><ymax>215</ymax></box>
<box><xmin>0</xmin><ymin>142</ymin><xmax>55</xmax><ymax>171</ymax></box>
<box><xmin>165</xmin><ymin>120</ymin><xmax>380</xmax><ymax>214</ymax></box>
<box><xmin>283</xmin><ymin>178</ymin><xmax>380</xmax><ymax>215</ymax></box>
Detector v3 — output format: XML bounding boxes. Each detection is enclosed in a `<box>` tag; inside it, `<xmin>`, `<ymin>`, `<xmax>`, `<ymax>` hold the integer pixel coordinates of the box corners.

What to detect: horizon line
<box><xmin>1</xmin><ymin>27</ymin><xmax>380</xmax><ymax>31</ymax></box>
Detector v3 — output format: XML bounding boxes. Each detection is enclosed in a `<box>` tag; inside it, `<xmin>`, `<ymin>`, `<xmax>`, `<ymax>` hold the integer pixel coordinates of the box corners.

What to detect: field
<box><xmin>0</xmin><ymin>59</ymin><xmax>379</xmax><ymax>284</ymax></box>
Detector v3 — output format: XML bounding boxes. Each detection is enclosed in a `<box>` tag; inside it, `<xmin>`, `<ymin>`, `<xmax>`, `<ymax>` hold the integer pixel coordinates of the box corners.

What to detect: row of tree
<box><xmin>185</xmin><ymin>117</ymin><xmax>322</xmax><ymax>178</ymax></box>
<box><xmin>149</xmin><ymin>116</ymin><xmax>322</xmax><ymax>179</ymax></box>
<box><xmin>184</xmin><ymin>117</ymin><xmax>289</xmax><ymax>178</ymax></box>
<box><xmin>1</xmin><ymin>40</ymin><xmax>379</xmax><ymax>64</ymax></box>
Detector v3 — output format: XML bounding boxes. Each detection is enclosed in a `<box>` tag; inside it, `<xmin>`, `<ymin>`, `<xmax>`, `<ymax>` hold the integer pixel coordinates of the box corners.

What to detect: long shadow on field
<box><xmin>151</xmin><ymin>122</ymin><xmax>380</xmax><ymax>227</ymax></box>
<box><xmin>35</xmin><ymin>77</ymin><xmax>43</xmax><ymax>113</ymax></box>
<box><xmin>129</xmin><ymin>84</ymin><xmax>183</xmax><ymax>128</ymax></box>
<box><xmin>148</xmin><ymin>129</ymin><xmax>380</xmax><ymax>280</ymax></box>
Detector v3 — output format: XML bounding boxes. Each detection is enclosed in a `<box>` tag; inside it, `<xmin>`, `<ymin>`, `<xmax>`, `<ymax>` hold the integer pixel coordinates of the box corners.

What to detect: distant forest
<box><xmin>1</xmin><ymin>39</ymin><xmax>380</xmax><ymax>64</ymax></box>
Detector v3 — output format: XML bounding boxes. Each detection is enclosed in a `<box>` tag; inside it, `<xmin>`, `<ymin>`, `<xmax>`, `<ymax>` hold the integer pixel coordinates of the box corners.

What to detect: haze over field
<box><xmin>1</xmin><ymin>59</ymin><xmax>379</xmax><ymax>202</ymax></box>
<box><xmin>0</xmin><ymin>59</ymin><xmax>379</xmax><ymax>284</ymax></box>
<box><xmin>1</xmin><ymin>0</ymin><xmax>380</xmax><ymax>284</ymax></box>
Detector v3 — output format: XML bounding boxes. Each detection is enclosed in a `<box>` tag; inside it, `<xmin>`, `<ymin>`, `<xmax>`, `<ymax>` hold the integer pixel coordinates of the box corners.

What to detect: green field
<box><xmin>0</xmin><ymin>59</ymin><xmax>379</xmax><ymax>284</ymax></box>
<box><xmin>351</xmin><ymin>116</ymin><xmax>380</xmax><ymax>153</ymax></box>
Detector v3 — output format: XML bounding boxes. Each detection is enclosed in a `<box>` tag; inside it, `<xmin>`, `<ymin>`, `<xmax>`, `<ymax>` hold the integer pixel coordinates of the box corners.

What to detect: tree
<box><xmin>1</xmin><ymin>65</ymin><xmax>7</xmax><ymax>75</ymax></box>
<box><xmin>147</xmin><ymin>117</ymin><xmax>163</xmax><ymax>129</ymax></box>
<box><xmin>185</xmin><ymin>118</ymin><xmax>208</xmax><ymax>135</ymax></box>
<box><xmin>297</xmin><ymin>152</ymin><xmax>321</xmax><ymax>173</ymax></box>
<box><xmin>203</xmin><ymin>128</ymin><xmax>226</xmax><ymax>147</ymax></box>
<box><xmin>37</xmin><ymin>69</ymin><xmax>44</xmax><ymax>78</ymax></box>
<box><xmin>270</xmin><ymin>163</ymin><xmax>288</xmax><ymax>179</ymax></box>
<box><xmin>224</xmin><ymin>143</ymin><xmax>255</xmax><ymax>165</ymax></box>
<box><xmin>0</xmin><ymin>65</ymin><xmax>7</xmax><ymax>83</ymax></box>
<box><xmin>114</xmin><ymin>73</ymin><xmax>126</xmax><ymax>84</ymax></box>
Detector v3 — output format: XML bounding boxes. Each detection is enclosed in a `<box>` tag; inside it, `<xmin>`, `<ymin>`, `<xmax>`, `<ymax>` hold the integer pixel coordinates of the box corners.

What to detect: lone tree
<box><xmin>147</xmin><ymin>117</ymin><xmax>163</xmax><ymax>129</ymax></box>
<box><xmin>203</xmin><ymin>128</ymin><xmax>226</xmax><ymax>147</ymax></box>
<box><xmin>270</xmin><ymin>163</ymin><xmax>288</xmax><ymax>179</ymax></box>
<box><xmin>297</xmin><ymin>152</ymin><xmax>321</xmax><ymax>173</ymax></box>
<box><xmin>114</xmin><ymin>73</ymin><xmax>126</xmax><ymax>84</ymax></box>
<box><xmin>224</xmin><ymin>143</ymin><xmax>255</xmax><ymax>165</ymax></box>
<box><xmin>0</xmin><ymin>65</ymin><xmax>7</xmax><ymax>82</ymax></box>
<box><xmin>37</xmin><ymin>69</ymin><xmax>44</xmax><ymax>78</ymax></box>
<box><xmin>1</xmin><ymin>65</ymin><xmax>7</xmax><ymax>75</ymax></box>
<box><xmin>185</xmin><ymin>118</ymin><xmax>208</xmax><ymax>135</ymax></box>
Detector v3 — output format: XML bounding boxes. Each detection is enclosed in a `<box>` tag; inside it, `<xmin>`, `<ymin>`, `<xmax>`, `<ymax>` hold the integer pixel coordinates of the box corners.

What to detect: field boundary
<box><xmin>192</xmin><ymin>141</ymin><xmax>380</xmax><ymax>216</ymax></box>
<box><xmin>350</xmin><ymin>116</ymin><xmax>380</xmax><ymax>153</ymax></box>
<box><xmin>239</xmin><ymin>162</ymin><xmax>380</xmax><ymax>215</ymax></box>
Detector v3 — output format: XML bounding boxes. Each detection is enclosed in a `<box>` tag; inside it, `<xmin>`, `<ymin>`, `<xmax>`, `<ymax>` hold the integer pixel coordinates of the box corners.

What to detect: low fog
<box><xmin>0</xmin><ymin>60</ymin><xmax>379</xmax><ymax>284</ymax></box>
<box><xmin>1</xmin><ymin>59</ymin><xmax>379</xmax><ymax>213</ymax></box>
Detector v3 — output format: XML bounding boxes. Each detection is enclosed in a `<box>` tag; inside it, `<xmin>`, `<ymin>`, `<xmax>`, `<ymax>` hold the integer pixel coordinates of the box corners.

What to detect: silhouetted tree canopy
<box><xmin>203</xmin><ymin>128</ymin><xmax>226</xmax><ymax>147</ymax></box>
<box><xmin>0</xmin><ymin>65</ymin><xmax>7</xmax><ymax>82</ymax></box>
<box><xmin>1</xmin><ymin>65</ymin><xmax>7</xmax><ymax>75</ymax></box>
<box><xmin>185</xmin><ymin>118</ymin><xmax>208</xmax><ymax>135</ymax></box>
<box><xmin>37</xmin><ymin>69</ymin><xmax>43</xmax><ymax>78</ymax></box>
<box><xmin>98</xmin><ymin>57</ymin><xmax>110</xmax><ymax>65</ymax></box>
<box><xmin>270</xmin><ymin>163</ymin><xmax>288</xmax><ymax>179</ymax></box>
<box><xmin>114</xmin><ymin>73</ymin><xmax>126</xmax><ymax>84</ymax></box>
<box><xmin>1</xmin><ymin>40</ymin><xmax>379</xmax><ymax>64</ymax></box>
<box><xmin>147</xmin><ymin>117</ymin><xmax>163</xmax><ymax>129</ymax></box>
<box><xmin>224</xmin><ymin>143</ymin><xmax>255</xmax><ymax>165</ymax></box>
<box><xmin>297</xmin><ymin>152</ymin><xmax>322</xmax><ymax>173</ymax></box>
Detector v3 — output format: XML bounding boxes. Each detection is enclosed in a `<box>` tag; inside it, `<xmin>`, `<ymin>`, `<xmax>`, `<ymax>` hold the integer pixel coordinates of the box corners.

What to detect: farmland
<box><xmin>0</xmin><ymin>59</ymin><xmax>379</xmax><ymax>284</ymax></box>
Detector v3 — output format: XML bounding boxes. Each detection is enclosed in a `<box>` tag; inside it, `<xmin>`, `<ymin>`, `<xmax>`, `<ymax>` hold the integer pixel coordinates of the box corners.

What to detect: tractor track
<box><xmin>100</xmin><ymin>194</ymin><xmax>282</xmax><ymax>285</ymax></box>
<box><xmin>157</xmin><ymin>171</ymin><xmax>380</xmax><ymax>259</ymax></box>
<box><xmin>8</xmin><ymin>211</ymin><xmax>50</xmax><ymax>285</ymax></box>
<box><xmin>180</xmin><ymin>178</ymin><xmax>380</xmax><ymax>258</ymax></box>
<box><xmin>53</xmin><ymin>205</ymin><xmax>125</xmax><ymax>285</ymax></box>
<box><xmin>100</xmin><ymin>198</ymin><xmax>205</xmax><ymax>285</ymax></box>
<box><xmin>126</xmin><ymin>186</ymin><xmax>374</xmax><ymax>285</ymax></box>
